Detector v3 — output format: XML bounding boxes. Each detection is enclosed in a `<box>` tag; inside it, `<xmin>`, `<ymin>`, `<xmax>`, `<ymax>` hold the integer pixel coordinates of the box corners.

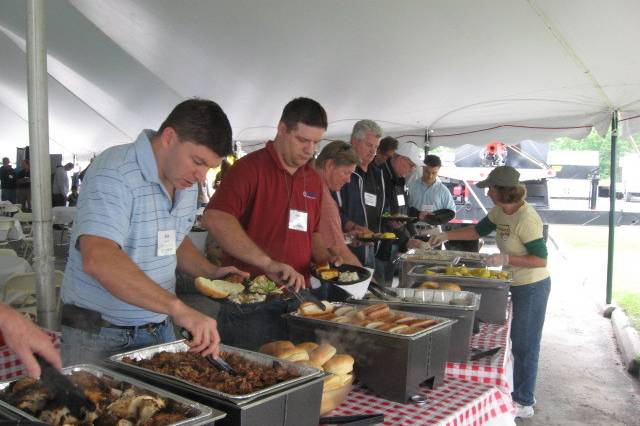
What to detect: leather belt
<box><xmin>61</xmin><ymin>303</ymin><xmax>168</xmax><ymax>334</ymax></box>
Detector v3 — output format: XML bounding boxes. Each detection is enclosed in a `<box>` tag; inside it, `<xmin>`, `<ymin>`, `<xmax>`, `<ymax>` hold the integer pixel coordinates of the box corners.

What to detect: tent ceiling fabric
<box><xmin>1</xmin><ymin>0</ymin><xmax>639</xmax><ymax>159</ymax></box>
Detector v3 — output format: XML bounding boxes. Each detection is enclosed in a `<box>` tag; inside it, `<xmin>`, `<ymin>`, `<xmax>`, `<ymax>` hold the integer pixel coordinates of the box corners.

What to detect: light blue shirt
<box><xmin>407</xmin><ymin>178</ymin><xmax>455</xmax><ymax>212</ymax></box>
<box><xmin>61</xmin><ymin>130</ymin><xmax>197</xmax><ymax>325</ymax></box>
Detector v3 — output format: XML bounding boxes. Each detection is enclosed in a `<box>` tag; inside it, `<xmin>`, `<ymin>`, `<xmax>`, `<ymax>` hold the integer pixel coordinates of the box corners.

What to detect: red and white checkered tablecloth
<box><xmin>0</xmin><ymin>330</ymin><xmax>60</xmax><ymax>381</ymax></box>
<box><xmin>330</xmin><ymin>378</ymin><xmax>514</xmax><ymax>426</ymax></box>
<box><xmin>446</xmin><ymin>302</ymin><xmax>513</xmax><ymax>395</ymax></box>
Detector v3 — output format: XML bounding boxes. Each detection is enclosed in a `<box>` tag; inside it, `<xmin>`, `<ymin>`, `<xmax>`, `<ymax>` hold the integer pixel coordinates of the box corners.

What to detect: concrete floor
<box><xmin>516</xmin><ymin>238</ymin><xmax>640</xmax><ymax>425</ymax></box>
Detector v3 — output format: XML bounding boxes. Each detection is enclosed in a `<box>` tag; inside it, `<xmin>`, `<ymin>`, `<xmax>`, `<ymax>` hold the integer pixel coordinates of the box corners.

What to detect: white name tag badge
<box><xmin>157</xmin><ymin>230</ymin><xmax>177</xmax><ymax>256</ymax></box>
<box><xmin>422</xmin><ymin>204</ymin><xmax>434</xmax><ymax>213</ymax></box>
<box><xmin>397</xmin><ymin>194</ymin><xmax>406</xmax><ymax>207</ymax></box>
<box><xmin>288</xmin><ymin>209</ymin><xmax>308</xmax><ymax>232</ymax></box>
<box><xmin>364</xmin><ymin>192</ymin><xmax>377</xmax><ymax>207</ymax></box>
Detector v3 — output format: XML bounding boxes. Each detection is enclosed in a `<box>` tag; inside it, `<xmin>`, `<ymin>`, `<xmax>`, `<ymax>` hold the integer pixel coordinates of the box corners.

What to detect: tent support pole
<box><xmin>26</xmin><ymin>0</ymin><xmax>57</xmax><ymax>329</ymax></box>
<box><xmin>605</xmin><ymin>111</ymin><xmax>618</xmax><ymax>305</ymax></box>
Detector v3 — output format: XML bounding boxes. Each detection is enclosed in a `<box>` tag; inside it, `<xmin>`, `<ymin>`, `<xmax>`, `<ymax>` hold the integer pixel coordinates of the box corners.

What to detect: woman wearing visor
<box><xmin>430</xmin><ymin>166</ymin><xmax>550</xmax><ymax>419</ymax></box>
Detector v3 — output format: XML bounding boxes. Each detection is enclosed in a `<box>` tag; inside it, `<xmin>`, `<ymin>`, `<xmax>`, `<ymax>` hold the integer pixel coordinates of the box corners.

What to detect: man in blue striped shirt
<box><xmin>60</xmin><ymin>99</ymin><xmax>245</xmax><ymax>365</ymax></box>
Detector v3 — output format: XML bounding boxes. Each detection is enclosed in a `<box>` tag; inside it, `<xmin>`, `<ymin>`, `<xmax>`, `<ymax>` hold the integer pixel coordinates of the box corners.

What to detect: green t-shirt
<box><xmin>477</xmin><ymin>202</ymin><xmax>550</xmax><ymax>286</ymax></box>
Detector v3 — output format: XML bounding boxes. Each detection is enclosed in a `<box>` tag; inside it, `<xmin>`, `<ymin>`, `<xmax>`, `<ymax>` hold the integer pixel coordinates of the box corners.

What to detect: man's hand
<box><xmin>212</xmin><ymin>266</ymin><xmax>250</xmax><ymax>280</ymax></box>
<box><xmin>485</xmin><ymin>253</ymin><xmax>509</xmax><ymax>267</ymax></box>
<box><xmin>419</xmin><ymin>211</ymin><xmax>434</xmax><ymax>221</ymax></box>
<box><xmin>265</xmin><ymin>260</ymin><xmax>305</xmax><ymax>291</ymax></box>
<box><xmin>326</xmin><ymin>255</ymin><xmax>343</xmax><ymax>267</ymax></box>
<box><xmin>171</xmin><ymin>303</ymin><xmax>221</xmax><ymax>357</ymax></box>
<box><xmin>0</xmin><ymin>306</ymin><xmax>61</xmax><ymax>379</ymax></box>
<box><xmin>429</xmin><ymin>232</ymin><xmax>449</xmax><ymax>247</ymax></box>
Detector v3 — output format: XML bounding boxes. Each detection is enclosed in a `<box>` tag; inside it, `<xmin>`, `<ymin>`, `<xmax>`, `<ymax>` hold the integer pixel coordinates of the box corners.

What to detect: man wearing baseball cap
<box><xmin>374</xmin><ymin>140</ymin><xmax>422</xmax><ymax>284</ymax></box>
<box><xmin>429</xmin><ymin>165</ymin><xmax>550</xmax><ymax>419</ymax></box>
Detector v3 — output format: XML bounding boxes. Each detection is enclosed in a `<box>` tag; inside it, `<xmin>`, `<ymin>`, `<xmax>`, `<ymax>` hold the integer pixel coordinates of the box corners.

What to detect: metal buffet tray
<box><xmin>0</xmin><ymin>364</ymin><xmax>222</xmax><ymax>426</ymax></box>
<box><xmin>287</xmin><ymin>302</ymin><xmax>454</xmax><ymax>339</ymax></box>
<box><xmin>403</xmin><ymin>250</ymin><xmax>488</xmax><ymax>264</ymax></box>
<box><xmin>364</xmin><ymin>288</ymin><xmax>481</xmax><ymax>310</ymax></box>
<box><xmin>408</xmin><ymin>264</ymin><xmax>512</xmax><ymax>285</ymax></box>
<box><xmin>108</xmin><ymin>341</ymin><xmax>324</xmax><ymax>405</ymax></box>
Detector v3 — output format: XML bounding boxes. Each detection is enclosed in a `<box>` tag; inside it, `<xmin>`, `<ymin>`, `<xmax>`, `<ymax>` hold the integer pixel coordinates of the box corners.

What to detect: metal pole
<box><xmin>26</xmin><ymin>0</ymin><xmax>57</xmax><ymax>329</ymax></box>
<box><xmin>606</xmin><ymin>111</ymin><xmax>618</xmax><ymax>305</ymax></box>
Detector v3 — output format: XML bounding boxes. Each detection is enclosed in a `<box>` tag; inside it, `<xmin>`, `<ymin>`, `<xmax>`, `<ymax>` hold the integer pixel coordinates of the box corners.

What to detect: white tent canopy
<box><xmin>1</xmin><ymin>0</ymin><xmax>640</xmax><ymax>161</ymax></box>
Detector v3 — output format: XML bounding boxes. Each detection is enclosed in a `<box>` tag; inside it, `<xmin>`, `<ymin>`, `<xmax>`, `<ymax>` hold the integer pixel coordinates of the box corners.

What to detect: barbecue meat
<box><xmin>0</xmin><ymin>371</ymin><xmax>193</xmax><ymax>425</ymax></box>
<box><xmin>122</xmin><ymin>351</ymin><xmax>300</xmax><ymax>395</ymax></box>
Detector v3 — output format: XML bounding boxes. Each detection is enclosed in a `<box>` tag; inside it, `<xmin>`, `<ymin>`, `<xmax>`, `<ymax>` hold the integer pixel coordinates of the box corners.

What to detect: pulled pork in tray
<box><xmin>0</xmin><ymin>370</ymin><xmax>196</xmax><ymax>426</ymax></box>
<box><xmin>122</xmin><ymin>351</ymin><xmax>299</xmax><ymax>395</ymax></box>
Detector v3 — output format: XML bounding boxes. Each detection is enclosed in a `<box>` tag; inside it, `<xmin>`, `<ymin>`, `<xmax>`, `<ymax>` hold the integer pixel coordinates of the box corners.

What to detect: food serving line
<box><xmin>0</xmin><ymin>249</ymin><xmax>516</xmax><ymax>426</ymax></box>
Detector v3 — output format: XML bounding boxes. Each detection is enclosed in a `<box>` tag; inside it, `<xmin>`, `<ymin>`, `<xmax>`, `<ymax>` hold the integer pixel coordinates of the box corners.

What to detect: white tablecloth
<box><xmin>52</xmin><ymin>206</ymin><xmax>76</xmax><ymax>225</ymax></box>
<box><xmin>0</xmin><ymin>217</ymin><xmax>24</xmax><ymax>241</ymax></box>
<box><xmin>0</xmin><ymin>256</ymin><xmax>32</xmax><ymax>293</ymax></box>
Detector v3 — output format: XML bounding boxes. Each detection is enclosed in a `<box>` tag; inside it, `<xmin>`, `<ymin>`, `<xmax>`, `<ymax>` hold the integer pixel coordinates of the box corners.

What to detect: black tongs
<box><xmin>35</xmin><ymin>355</ymin><xmax>95</xmax><ymax>418</ymax></box>
<box><xmin>320</xmin><ymin>413</ymin><xmax>385</xmax><ymax>425</ymax></box>
<box><xmin>179</xmin><ymin>329</ymin><xmax>237</xmax><ymax>375</ymax></box>
<box><xmin>274</xmin><ymin>271</ymin><xmax>326</xmax><ymax>311</ymax></box>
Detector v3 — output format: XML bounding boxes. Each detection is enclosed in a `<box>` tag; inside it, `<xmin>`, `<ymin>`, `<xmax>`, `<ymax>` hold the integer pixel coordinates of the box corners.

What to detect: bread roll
<box><xmin>310</xmin><ymin>343</ymin><xmax>336</xmax><ymax>366</ymax></box>
<box><xmin>323</xmin><ymin>374</ymin><xmax>343</xmax><ymax>392</ymax></box>
<box><xmin>364</xmin><ymin>321</ymin><xmax>385</xmax><ymax>329</ymax></box>
<box><xmin>295</xmin><ymin>342</ymin><xmax>319</xmax><ymax>353</ymax></box>
<box><xmin>323</xmin><ymin>354</ymin><xmax>354</xmax><ymax>375</ymax></box>
<box><xmin>334</xmin><ymin>306</ymin><xmax>355</xmax><ymax>317</ymax></box>
<box><xmin>337</xmin><ymin>374</ymin><xmax>353</xmax><ymax>387</ymax></box>
<box><xmin>195</xmin><ymin>277</ymin><xmax>245</xmax><ymax>299</ymax></box>
<box><xmin>419</xmin><ymin>281</ymin><xmax>440</xmax><ymax>289</ymax></box>
<box><xmin>361</xmin><ymin>303</ymin><xmax>389</xmax><ymax>317</ymax></box>
<box><xmin>259</xmin><ymin>340</ymin><xmax>294</xmax><ymax>355</ymax></box>
<box><xmin>275</xmin><ymin>347</ymin><xmax>309</xmax><ymax>362</ymax></box>
<box><xmin>296</xmin><ymin>360</ymin><xmax>323</xmax><ymax>370</ymax></box>
<box><xmin>439</xmin><ymin>282</ymin><xmax>462</xmax><ymax>291</ymax></box>
<box><xmin>395</xmin><ymin>316</ymin><xmax>418</xmax><ymax>324</ymax></box>
<box><xmin>332</xmin><ymin>316</ymin><xmax>352</xmax><ymax>323</ymax></box>
<box><xmin>366</xmin><ymin>306</ymin><xmax>390</xmax><ymax>320</ymax></box>
<box><xmin>407</xmin><ymin>318</ymin><xmax>437</xmax><ymax>328</ymax></box>
<box><xmin>298</xmin><ymin>301</ymin><xmax>334</xmax><ymax>317</ymax></box>
<box><xmin>387</xmin><ymin>324</ymin><xmax>409</xmax><ymax>333</ymax></box>
<box><xmin>375</xmin><ymin>323</ymin><xmax>397</xmax><ymax>332</ymax></box>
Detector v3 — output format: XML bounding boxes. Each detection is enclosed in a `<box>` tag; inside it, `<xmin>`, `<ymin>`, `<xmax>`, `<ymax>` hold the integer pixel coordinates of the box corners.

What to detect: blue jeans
<box><xmin>510</xmin><ymin>276</ymin><xmax>551</xmax><ymax>406</ymax></box>
<box><xmin>61</xmin><ymin>319</ymin><xmax>176</xmax><ymax>366</ymax></box>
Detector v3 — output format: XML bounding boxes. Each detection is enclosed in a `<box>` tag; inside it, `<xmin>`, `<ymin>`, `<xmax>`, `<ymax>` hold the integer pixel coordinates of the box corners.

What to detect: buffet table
<box><xmin>331</xmin><ymin>379</ymin><xmax>513</xmax><ymax>426</ymax></box>
<box><xmin>446</xmin><ymin>304</ymin><xmax>513</xmax><ymax>395</ymax></box>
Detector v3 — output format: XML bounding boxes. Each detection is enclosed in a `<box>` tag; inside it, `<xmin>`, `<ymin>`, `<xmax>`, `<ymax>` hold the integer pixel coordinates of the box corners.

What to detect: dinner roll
<box><xmin>310</xmin><ymin>343</ymin><xmax>337</xmax><ymax>366</ymax></box>
<box><xmin>259</xmin><ymin>340</ymin><xmax>294</xmax><ymax>356</ymax></box>
<box><xmin>296</xmin><ymin>342</ymin><xmax>319</xmax><ymax>353</ymax></box>
<box><xmin>323</xmin><ymin>355</ymin><xmax>355</xmax><ymax>375</ymax></box>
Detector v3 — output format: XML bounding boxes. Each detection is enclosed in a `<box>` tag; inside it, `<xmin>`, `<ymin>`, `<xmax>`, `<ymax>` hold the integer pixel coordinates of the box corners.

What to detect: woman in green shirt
<box><xmin>430</xmin><ymin>166</ymin><xmax>551</xmax><ymax>419</ymax></box>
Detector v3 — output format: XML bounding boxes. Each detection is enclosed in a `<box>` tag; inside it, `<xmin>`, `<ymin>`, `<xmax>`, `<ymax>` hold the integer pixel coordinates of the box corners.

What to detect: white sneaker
<box><xmin>515</xmin><ymin>403</ymin><xmax>535</xmax><ymax>418</ymax></box>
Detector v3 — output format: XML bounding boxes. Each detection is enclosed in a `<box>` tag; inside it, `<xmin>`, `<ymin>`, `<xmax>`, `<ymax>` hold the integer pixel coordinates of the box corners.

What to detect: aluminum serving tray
<box><xmin>0</xmin><ymin>364</ymin><xmax>222</xmax><ymax>426</ymax></box>
<box><xmin>108</xmin><ymin>341</ymin><xmax>324</xmax><ymax>405</ymax></box>
<box><xmin>358</xmin><ymin>288</ymin><xmax>481</xmax><ymax>311</ymax></box>
<box><xmin>287</xmin><ymin>302</ymin><xmax>454</xmax><ymax>339</ymax></box>
<box><xmin>408</xmin><ymin>264</ymin><xmax>512</xmax><ymax>285</ymax></box>
<box><xmin>403</xmin><ymin>250</ymin><xmax>487</xmax><ymax>264</ymax></box>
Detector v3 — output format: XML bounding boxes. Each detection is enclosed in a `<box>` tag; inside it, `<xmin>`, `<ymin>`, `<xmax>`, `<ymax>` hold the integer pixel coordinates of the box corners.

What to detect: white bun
<box><xmin>322</xmin><ymin>354</ymin><xmax>355</xmax><ymax>375</ymax></box>
<box><xmin>195</xmin><ymin>277</ymin><xmax>244</xmax><ymax>299</ymax></box>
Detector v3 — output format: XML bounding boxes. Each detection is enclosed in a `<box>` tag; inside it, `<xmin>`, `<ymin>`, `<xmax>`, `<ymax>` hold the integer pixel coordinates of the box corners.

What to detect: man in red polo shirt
<box><xmin>204</xmin><ymin>97</ymin><xmax>332</xmax><ymax>290</ymax></box>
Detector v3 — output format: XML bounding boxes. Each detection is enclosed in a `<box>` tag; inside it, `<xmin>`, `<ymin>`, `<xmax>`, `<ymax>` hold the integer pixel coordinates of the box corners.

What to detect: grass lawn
<box><xmin>549</xmin><ymin>224</ymin><xmax>640</xmax><ymax>328</ymax></box>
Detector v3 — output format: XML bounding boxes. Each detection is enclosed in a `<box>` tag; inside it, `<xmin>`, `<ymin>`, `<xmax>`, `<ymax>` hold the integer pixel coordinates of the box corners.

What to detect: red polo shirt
<box><xmin>208</xmin><ymin>141</ymin><xmax>322</xmax><ymax>284</ymax></box>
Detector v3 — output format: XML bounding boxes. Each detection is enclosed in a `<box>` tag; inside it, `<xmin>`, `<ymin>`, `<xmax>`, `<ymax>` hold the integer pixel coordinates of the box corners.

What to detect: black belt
<box><xmin>61</xmin><ymin>303</ymin><xmax>168</xmax><ymax>334</ymax></box>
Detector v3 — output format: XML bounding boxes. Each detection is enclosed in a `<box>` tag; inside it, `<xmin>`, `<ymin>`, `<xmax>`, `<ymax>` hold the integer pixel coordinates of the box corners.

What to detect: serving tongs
<box><xmin>367</xmin><ymin>281</ymin><xmax>400</xmax><ymax>301</ymax></box>
<box><xmin>272</xmin><ymin>272</ymin><xmax>327</xmax><ymax>311</ymax></box>
<box><xmin>179</xmin><ymin>329</ymin><xmax>237</xmax><ymax>375</ymax></box>
<box><xmin>35</xmin><ymin>355</ymin><xmax>95</xmax><ymax>418</ymax></box>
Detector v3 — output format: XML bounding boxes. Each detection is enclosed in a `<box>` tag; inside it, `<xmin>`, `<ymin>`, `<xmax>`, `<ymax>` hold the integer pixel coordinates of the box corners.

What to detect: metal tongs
<box><xmin>35</xmin><ymin>355</ymin><xmax>96</xmax><ymax>418</ymax></box>
<box><xmin>179</xmin><ymin>329</ymin><xmax>237</xmax><ymax>375</ymax></box>
<box><xmin>268</xmin><ymin>273</ymin><xmax>327</xmax><ymax>311</ymax></box>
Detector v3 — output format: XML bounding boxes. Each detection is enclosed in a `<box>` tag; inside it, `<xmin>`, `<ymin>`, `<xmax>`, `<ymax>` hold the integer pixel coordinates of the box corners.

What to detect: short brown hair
<box><xmin>280</xmin><ymin>97</ymin><xmax>328</xmax><ymax>131</ymax></box>
<box><xmin>378</xmin><ymin>136</ymin><xmax>398</xmax><ymax>154</ymax></box>
<box><xmin>316</xmin><ymin>141</ymin><xmax>360</xmax><ymax>168</ymax></box>
<box><xmin>158</xmin><ymin>98</ymin><xmax>233</xmax><ymax>157</ymax></box>
<box><xmin>492</xmin><ymin>185</ymin><xmax>526</xmax><ymax>204</ymax></box>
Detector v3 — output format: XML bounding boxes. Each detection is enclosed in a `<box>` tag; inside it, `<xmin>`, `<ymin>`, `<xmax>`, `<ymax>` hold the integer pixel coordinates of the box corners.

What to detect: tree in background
<box><xmin>550</xmin><ymin>130</ymin><xmax>638</xmax><ymax>181</ymax></box>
